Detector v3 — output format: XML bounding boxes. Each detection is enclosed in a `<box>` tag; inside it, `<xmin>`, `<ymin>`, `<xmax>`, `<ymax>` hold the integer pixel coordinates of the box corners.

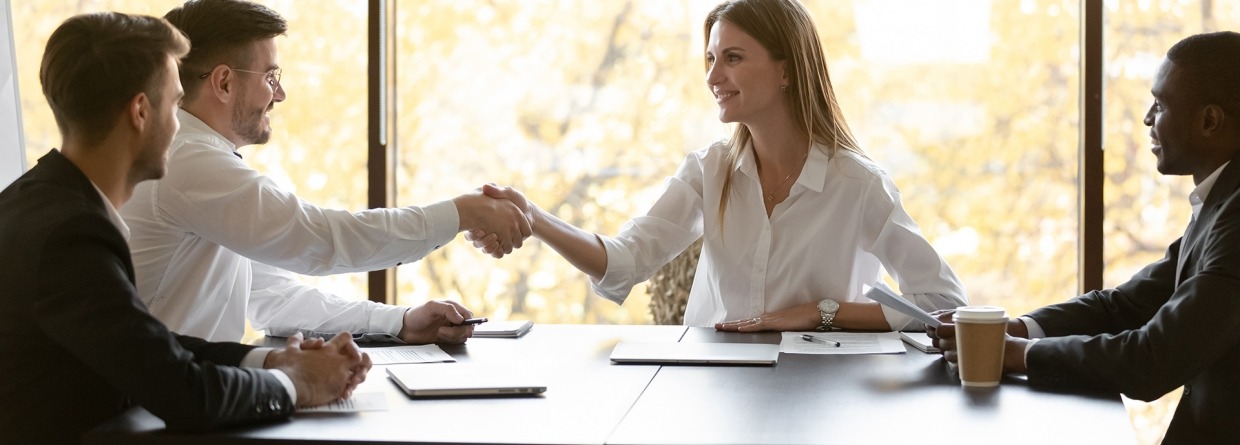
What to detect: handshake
<box><xmin>453</xmin><ymin>183</ymin><xmax>538</xmax><ymax>259</ymax></box>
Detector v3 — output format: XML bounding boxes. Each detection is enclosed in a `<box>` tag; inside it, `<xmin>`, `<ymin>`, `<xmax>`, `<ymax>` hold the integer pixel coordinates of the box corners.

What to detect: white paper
<box><xmin>780</xmin><ymin>332</ymin><xmax>906</xmax><ymax>354</ymax></box>
<box><xmin>864</xmin><ymin>281</ymin><xmax>941</xmax><ymax>327</ymax></box>
<box><xmin>365</xmin><ymin>345</ymin><xmax>456</xmax><ymax>365</ymax></box>
<box><xmin>298</xmin><ymin>392</ymin><xmax>388</xmax><ymax>413</ymax></box>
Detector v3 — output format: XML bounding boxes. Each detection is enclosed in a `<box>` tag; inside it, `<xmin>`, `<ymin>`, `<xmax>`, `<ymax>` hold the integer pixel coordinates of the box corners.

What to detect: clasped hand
<box><xmin>463</xmin><ymin>183</ymin><xmax>535</xmax><ymax>258</ymax></box>
<box><xmin>266</xmin><ymin>332</ymin><xmax>372</xmax><ymax>408</ymax></box>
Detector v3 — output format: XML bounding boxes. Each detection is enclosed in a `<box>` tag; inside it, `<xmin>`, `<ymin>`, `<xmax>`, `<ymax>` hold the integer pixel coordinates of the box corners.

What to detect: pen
<box><xmin>801</xmin><ymin>334</ymin><xmax>840</xmax><ymax>347</ymax></box>
<box><xmin>456</xmin><ymin>317</ymin><xmax>488</xmax><ymax>326</ymax></box>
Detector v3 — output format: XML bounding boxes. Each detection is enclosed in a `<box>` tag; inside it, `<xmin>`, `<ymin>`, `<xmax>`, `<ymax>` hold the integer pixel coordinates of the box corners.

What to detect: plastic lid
<box><xmin>952</xmin><ymin>306</ymin><xmax>1007</xmax><ymax>322</ymax></box>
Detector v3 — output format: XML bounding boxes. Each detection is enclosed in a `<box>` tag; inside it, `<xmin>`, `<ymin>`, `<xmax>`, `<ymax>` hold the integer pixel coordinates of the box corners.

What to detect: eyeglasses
<box><xmin>197</xmin><ymin>66</ymin><xmax>282</xmax><ymax>88</ymax></box>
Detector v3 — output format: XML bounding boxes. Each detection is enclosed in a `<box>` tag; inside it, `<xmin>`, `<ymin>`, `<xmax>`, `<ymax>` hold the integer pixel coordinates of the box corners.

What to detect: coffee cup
<box><xmin>952</xmin><ymin>306</ymin><xmax>1008</xmax><ymax>387</ymax></box>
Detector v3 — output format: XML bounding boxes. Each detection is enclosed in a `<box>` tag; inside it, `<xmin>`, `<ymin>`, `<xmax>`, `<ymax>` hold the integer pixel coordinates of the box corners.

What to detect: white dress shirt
<box><xmin>90</xmin><ymin>179</ymin><xmax>295</xmax><ymax>401</ymax></box>
<box><xmin>594</xmin><ymin>141</ymin><xmax>967</xmax><ymax>330</ymax></box>
<box><xmin>121</xmin><ymin>109</ymin><xmax>461</xmax><ymax>341</ymax></box>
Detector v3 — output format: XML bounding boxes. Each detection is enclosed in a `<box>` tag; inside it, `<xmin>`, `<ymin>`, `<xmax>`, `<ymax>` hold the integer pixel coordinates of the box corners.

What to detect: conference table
<box><xmin>86</xmin><ymin>324</ymin><xmax>1137</xmax><ymax>444</ymax></box>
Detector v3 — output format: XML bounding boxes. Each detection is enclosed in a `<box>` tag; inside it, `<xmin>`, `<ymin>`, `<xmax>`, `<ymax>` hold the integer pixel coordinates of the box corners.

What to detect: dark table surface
<box><xmin>86</xmin><ymin>324</ymin><xmax>1136</xmax><ymax>445</ymax></box>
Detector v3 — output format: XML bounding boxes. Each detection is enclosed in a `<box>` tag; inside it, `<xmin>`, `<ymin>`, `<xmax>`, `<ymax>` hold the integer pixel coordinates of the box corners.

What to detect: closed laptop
<box><xmin>609</xmin><ymin>342</ymin><xmax>779</xmax><ymax>365</ymax></box>
<box><xmin>386</xmin><ymin>363</ymin><xmax>547</xmax><ymax>397</ymax></box>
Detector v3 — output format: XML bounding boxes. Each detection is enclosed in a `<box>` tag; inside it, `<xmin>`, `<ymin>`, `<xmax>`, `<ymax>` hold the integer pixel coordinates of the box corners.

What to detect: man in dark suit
<box><xmin>929</xmin><ymin>31</ymin><xmax>1240</xmax><ymax>444</ymax></box>
<box><xmin>0</xmin><ymin>12</ymin><xmax>370</xmax><ymax>444</ymax></box>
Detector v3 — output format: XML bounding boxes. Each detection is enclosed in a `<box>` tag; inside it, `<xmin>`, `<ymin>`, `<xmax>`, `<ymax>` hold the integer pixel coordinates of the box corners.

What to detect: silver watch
<box><xmin>816</xmin><ymin>299</ymin><xmax>839</xmax><ymax>331</ymax></box>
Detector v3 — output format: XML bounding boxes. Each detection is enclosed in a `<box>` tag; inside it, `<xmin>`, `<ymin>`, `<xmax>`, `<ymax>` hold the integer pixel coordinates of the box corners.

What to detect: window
<box><xmin>392</xmin><ymin>0</ymin><xmax>1081</xmax><ymax>323</ymax></box>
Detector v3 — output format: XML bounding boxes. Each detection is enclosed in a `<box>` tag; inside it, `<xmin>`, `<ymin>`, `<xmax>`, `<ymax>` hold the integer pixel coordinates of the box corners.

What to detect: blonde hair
<box><xmin>705</xmin><ymin>0</ymin><xmax>864</xmax><ymax>221</ymax></box>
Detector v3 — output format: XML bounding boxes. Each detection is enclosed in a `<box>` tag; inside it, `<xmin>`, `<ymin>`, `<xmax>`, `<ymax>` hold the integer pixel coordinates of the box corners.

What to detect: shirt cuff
<box><xmin>241</xmin><ymin>347</ymin><xmax>275</xmax><ymax>368</ymax></box>
<box><xmin>266</xmin><ymin>369</ymin><xmax>297</xmax><ymax>406</ymax></box>
<box><xmin>1020</xmin><ymin>316</ymin><xmax>1046</xmax><ymax>338</ymax></box>
<box><xmin>371</xmin><ymin>305</ymin><xmax>411</xmax><ymax>336</ymax></box>
<box><xmin>245</xmin><ymin>348</ymin><xmax>297</xmax><ymax>404</ymax></box>
<box><xmin>1023</xmin><ymin>337</ymin><xmax>1041</xmax><ymax>367</ymax></box>
<box><xmin>423</xmin><ymin>199</ymin><xmax>461</xmax><ymax>248</ymax></box>
<box><xmin>590</xmin><ymin>234</ymin><xmax>635</xmax><ymax>305</ymax></box>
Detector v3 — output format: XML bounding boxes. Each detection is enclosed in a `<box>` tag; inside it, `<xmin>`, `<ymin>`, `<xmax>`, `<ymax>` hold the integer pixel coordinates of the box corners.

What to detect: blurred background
<box><xmin>11</xmin><ymin>1</ymin><xmax>1240</xmax><ymax>442</ymax></box>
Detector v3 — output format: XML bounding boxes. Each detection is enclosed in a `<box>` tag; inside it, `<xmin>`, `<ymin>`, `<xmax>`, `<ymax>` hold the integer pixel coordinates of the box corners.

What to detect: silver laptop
<box><xmin>609</xmin><ymin>342</ymin><xmax>779</xmax><ymax>365</ymax></box>
<box><xmin>386</xmin><ymin>363</ymin><xmax>547</xmax><ymax>397</ymax></box>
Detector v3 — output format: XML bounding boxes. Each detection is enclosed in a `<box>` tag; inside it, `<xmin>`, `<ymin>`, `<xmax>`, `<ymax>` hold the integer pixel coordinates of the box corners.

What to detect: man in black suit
<box><xmin>0</xmin><ymin>12</ymin><xmax>370</xmax><ymax>444</ymax></box>
<box><xmin>929</xmin><ymin>32</ymin><xmax>1240</xmax><ymax>444</ymax></box>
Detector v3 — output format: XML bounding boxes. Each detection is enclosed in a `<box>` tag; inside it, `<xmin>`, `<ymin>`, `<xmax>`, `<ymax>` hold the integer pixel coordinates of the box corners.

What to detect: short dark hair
<box><xmin>1166</xmin><ymin>31</ymin><xmax>1240</xmax><ymax>116</ymax></box>
<box><xmin>164</xmin><ymin>0</ymin><xmax>287</xmax><ymax>102</ymax></box>
<box><xmin>39</xmin><ymin>12</ymin><xmax>190</xmax><ymax>146</ymax></box>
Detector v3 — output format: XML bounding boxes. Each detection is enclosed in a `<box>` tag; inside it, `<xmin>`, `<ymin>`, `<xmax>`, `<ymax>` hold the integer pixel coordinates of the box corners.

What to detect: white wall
<box><xmin>0</xmin><ymin>0</ymin><xmax>27</xmax><ymax>190</ymax></box>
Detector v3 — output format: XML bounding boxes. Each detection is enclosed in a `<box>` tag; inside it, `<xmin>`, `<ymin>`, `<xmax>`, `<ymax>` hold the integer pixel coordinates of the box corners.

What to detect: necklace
<box><xmin>763</xmin><ymin>152</ymin><xmax>808</xmax><ymax>202</ymax></box>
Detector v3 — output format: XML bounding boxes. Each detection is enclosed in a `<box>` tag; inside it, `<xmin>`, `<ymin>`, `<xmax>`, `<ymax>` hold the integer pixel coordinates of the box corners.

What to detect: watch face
<box><xmin>817</xmin><ymin>299</ymin><xmax>839</xmax><ymax>313</ymax></box>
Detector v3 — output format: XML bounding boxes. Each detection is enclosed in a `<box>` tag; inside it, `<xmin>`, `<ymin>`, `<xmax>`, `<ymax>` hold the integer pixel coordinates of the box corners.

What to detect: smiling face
<box><xmin>705</xmin><ymin>20</ymin><xmax>787</xmax><ymax>127</ymax></box>
<box><xmin>1144</xmin><ymin>58</ymin><xmax>1212</xmax><ymax>182</ymax></box>
<box><xmin>230</xmin><ymin>38</ymin><xmax>285</xmax><ymax>145</ymax></box>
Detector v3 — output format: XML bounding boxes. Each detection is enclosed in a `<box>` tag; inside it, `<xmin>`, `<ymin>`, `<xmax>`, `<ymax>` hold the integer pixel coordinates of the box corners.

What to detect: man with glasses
<box><xmin>121</xmin><ymin>0</ymin><xmax>531</xmax><ymax>344</ymax></box>
<box><xmin>1</xmin><ymin>11</ymin><xmax>368</xmax><ymax>442</ymax></box>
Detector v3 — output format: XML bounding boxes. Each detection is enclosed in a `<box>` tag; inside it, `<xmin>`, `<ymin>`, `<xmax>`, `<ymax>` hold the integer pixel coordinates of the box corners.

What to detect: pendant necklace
<box><xmin>764</xmin><ymin>152</ymin><xmax>808</xmax><ymax>203</ymax></box>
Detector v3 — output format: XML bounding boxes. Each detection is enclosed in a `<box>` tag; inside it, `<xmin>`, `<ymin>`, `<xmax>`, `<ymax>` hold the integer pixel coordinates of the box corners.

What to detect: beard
<box><xmin>231</xmin><ymin>87</ymin><xmax>273</xmax><ymax>145</ymax></box>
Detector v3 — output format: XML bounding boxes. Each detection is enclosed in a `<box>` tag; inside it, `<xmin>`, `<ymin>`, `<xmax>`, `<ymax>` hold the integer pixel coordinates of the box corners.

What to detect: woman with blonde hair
<box><xmin>475</xmin><ymin>0</ymin><xmax>966</xmax><ymax>332</ymax></box>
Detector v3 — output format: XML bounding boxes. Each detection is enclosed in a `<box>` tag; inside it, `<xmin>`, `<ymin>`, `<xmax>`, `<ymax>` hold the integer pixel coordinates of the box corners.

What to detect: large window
<box><xmin>13</xmin><ymin>2</ymin><xmax>1220</xmax><ymax>442</ymax></box>
<box><xmin>393</xmin><ymin>0</ymin><xmax>1081</xmax><ymax>323</ymax></box>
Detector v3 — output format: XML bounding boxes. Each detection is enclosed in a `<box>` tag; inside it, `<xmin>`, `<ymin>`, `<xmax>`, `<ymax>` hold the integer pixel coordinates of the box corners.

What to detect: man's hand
<box><xmin>463</xmin><ymin>184</ymin><xmax>538</xmax><ymax>258</ymax></box>
<box><xmin>453</xmin><ymin>185</ymin><xmax>532</xmax><ymax>258</ymax></box>
<box><xmin>266</xmin><ymin>332</ymin><xmax>371</xmax><ymax>407</ymax></box>
<box><xmin>926</xmin><ymin>309</ymin><xmax>958</xmax><ymax>361</ymax></box>
<box><xmin>398</xmin><ymin>300</ymin><xmax>475</xmax><ymax>344</ymax></box>
<box><xmin>926</xmin><ymin>309</ymin><xmax>1030</xmax><ymax>373</ymax></box>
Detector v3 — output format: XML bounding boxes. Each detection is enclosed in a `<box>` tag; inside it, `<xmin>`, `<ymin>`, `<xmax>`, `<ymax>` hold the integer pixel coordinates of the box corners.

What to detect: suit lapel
<box><xmin>1177</xmin><ymin>157</ymin><xmax>1240</xmax><ymax>285</ymax></box>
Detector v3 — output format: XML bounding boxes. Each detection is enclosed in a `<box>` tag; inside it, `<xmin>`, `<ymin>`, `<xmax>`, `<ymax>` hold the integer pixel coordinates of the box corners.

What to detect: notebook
<box><xmin>472</xmin><ymin>320</ymin><xmax>533</xmax><ymax>338</ymax></box>
<box><xmin>609</xmin><ymin>342</ymin><xmax>780</xmax><ymax>365</ymax></box>
<box><xmin>386</xmin><ymin>363</ymin><xmax>547</xmax><ymax>397</ymax></box>
<box><xmin>899</xmin><ymin>331</ymin><xmax>942</xmax><ymax>353</ymax></box>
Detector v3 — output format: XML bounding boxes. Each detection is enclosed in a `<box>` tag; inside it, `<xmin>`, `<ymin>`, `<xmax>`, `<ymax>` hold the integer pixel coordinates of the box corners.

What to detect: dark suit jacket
<box><xmin>1025</xmin><ymin>154</ymin><xmax>1240</xmax><ymax>444</ymax></box>
<box><xmin>0</xmin><ymin>150</ymin><xmax>293</xmax><ymax>444</ymax></box>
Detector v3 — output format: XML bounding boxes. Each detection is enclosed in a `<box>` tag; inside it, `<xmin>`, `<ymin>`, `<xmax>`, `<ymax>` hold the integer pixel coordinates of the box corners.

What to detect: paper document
<box><xmin>780</xmin><ymin>332</ymin><xmax>906</xmax><ymax>354</ymax></box>
<box><xmin>365</xmin><ymin>345</ymin><xmax>455</xmax><ymax>365</ymax></box>
<box><xmin>298</xmin><ymin>392</ymin><xmax>388</xmax><ymax>413</ymax></box>
<box><xmin>864</xmin><ymin>281</ymin><xmax>941</xmax><ymax>327</ymax></box>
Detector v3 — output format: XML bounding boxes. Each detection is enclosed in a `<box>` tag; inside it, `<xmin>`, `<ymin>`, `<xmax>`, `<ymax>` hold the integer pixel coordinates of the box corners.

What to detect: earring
<box><xmin>780</xmin><ymin>85</ymin><xmax>788</xmax><ymax>93</ymax></box>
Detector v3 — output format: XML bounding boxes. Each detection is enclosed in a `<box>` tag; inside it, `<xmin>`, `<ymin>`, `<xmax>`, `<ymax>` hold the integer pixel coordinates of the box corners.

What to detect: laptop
<box><xmin>386</xmin><ymin>363</ymin><xmax>547</xmax><ymax>397</ymax></box>
<box><xmin>609</xmin><ymin>342</ymin><xmax>779</xmax><ymax>365</ymax></box>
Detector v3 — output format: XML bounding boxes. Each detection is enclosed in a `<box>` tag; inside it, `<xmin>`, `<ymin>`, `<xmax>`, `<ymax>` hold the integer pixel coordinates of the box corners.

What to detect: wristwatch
<box><xmin>816</xmin><ymin>299</ymin><xmax>839</xmax><ymax>331</ymax></box>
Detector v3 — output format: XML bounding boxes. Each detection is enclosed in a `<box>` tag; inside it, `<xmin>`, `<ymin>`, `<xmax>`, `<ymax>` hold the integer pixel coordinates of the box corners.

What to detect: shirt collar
<box><xmin>735</xmin><ymin>140</ymin><xmax>830</xmax><ymax>195</ymax></box>
<box><xmin>88</xmin><ymin>181</ymin><xmax>130</xmax><ymax>240</ymax></box>
<box><xmin>1189</xmin><ymin>161</ymin><xmax>1229</xmax><ymax>219</ymax></box>
<box><xmin>177</xmin><ymin>108</ymin><xmax>239</xmax><ymax>155</ymax></box>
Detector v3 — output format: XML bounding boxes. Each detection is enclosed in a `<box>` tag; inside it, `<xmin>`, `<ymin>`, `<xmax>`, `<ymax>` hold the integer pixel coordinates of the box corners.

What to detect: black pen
<box><xmin>456</xmin><ymin>317</ymin><xmax>488</xmax><ymax>326</ymax></box>
<box><xmin>801</xmin><ymin>334</ymin><xmax>840</xmax><ymax>347</ymax></box>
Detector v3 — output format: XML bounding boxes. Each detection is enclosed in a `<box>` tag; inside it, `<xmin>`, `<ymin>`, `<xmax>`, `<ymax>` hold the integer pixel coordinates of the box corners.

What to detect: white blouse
<box><xmin>594</xmin><ymin>141</ymin><xmax>967</xmax><ymax>330</ymax></box>
<box><xmin>121</xmin><ymin>110</ymin><xmax>461</xmax><ymax>341</ymax></box>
